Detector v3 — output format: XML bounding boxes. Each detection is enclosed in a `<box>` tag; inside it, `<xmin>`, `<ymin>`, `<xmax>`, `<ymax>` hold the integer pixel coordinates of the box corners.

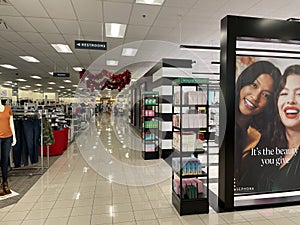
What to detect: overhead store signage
<box><xmin>75</xmin><ymin>40</ymin><xmax>107</xmax><ymax>50</ymax></box>
<box><xmin>53</xmin><ymin>72</ymin><xmax>70</xmax><ymax>77</ymax></box>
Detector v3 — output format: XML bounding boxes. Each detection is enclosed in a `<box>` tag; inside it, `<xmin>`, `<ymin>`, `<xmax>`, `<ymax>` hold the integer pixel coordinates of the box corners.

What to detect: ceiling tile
<box><xmin>79</xmin><ymin>21</ymin><xmax>103</xmax><ymax>37</ymax></box>
<box><xmin>75</xmin><ymin>53</ymin><xmax>92</xmax><ymax>65</ymax></box>
<box><xmin>18</xmin><ymin>32</ymin><xmax>47</xmax><ymax>43</ymax></box>
<box><xmin>2</xmin><ymin>16</ymin><xmax>36</xmax><ymax>32</ymax></box>
<box><xmin>125</xmin><ymin>25</ymin><xmax>150</xmax><ymax>39</ymax></box>
<box><xmin>0</xmin><ymin>4</ymin><xmax>20</xmax><ymax>16</ymax></box>
<box><xmin>54</xmin><ymin>19</ymin><xmax>80</xmax><ymax>35</ymax></box>
<box><xmin>0</xmin><ymin>30</ymin><xmax>27</xmax><ymax>42</ymax></box>
<box><xmin>164</xmin><ymin>0</ymin><xmax>198</xmax><ymax>8</ymax></box>
<box><xmin>159</xmin><ymin>6</ymin><xmax>189</xmax><ymax>17</ymax></box>
<box><xmin>40</xmin><ymin>33</ymin><xmax>65</xmax><ymax>43</ymax></box>
<box><xmin>102</xmin><ymin>0</ymin><xmax>134</xmax><ymax>3</ymax></box>
<box><xmin>13</xmin><ymin>42</ymin><xmax>35</xmax><ymax>52</ymax></box>
<box><xmin>9</xmin><ymin>0</ymin><xmax>48</xmax><ymax>17</ymax></box>
<box><xmin>40</xmin><ymin>0</ymin><xmax>77</xmax><ymax>20</ymax></box>
<box><xmin>129</xmin><ymin>4</ymin><xmax>161</xmax><ymax>26</ymax></box>
<box><xmin>63</xmin><ymin>34</ymin><xmax>81</xmax><ymax>51</ymax></box>
<box><xmin>146</xmin><ymin>26</ymin><xmax>174</xmax><ymax>41</ymax></box>
<box><xmin>246</xmin><ymin>0</ymin><xmax>293</xmax><ymax>17</ymax></box>
<box><xmin>103</xmin><ymin>1</ymin><xmax>132</xmax><ymax>23</ymax></box>
<box><xmin>106</xmin><ymin>38</ymin><xmax>124</xmax><ymax>51</ymax></box>
<box><xmin>72</xmin><ymin>0</ymin><xmax>103</xmax><ymax>22</ymax></box>
<box><xmin>27</xmin><ymin>18</ymin><xmax>60</xmax><ymax>33</ymax></box>
<box><xmin>218</xmin><ymin>0</ymin><xmax>261</xmax><ymax>13</ymax></box>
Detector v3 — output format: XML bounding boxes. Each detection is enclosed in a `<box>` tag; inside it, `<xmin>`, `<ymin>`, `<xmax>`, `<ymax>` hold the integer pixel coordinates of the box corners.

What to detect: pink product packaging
<box><xmin>173</xmin><ymin>178</ymin><xmax>203</xmax><ymax>195</ymax></box>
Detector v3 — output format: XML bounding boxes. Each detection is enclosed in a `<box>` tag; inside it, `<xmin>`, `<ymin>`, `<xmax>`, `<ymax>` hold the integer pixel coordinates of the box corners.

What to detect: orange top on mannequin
<box><xmin>0</xmin><ymin>99</ymin><xmax>16</xmax><ymax>146</ymax></box>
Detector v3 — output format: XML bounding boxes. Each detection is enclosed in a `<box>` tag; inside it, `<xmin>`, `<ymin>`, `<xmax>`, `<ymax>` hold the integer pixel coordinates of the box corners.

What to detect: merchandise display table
<box><xmin>39</xmin><ymin>128</ymin><xmax>69</xmax><ymax>156</ymax></box>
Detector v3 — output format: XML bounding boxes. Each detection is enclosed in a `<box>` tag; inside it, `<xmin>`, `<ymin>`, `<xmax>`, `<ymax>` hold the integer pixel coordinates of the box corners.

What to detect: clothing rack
<box><xmin>10</xmin><ymin>110</ymin><xmax>48</xmax><ymax>176</ymax></box>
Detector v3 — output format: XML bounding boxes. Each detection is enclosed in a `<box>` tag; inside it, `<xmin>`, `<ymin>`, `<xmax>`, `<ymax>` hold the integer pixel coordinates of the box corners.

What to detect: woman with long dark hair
<box><xmin>235</xmin><ymin>61</ymin><xmax>281</xmax><ymax>193</ymax></box>
<box><xmin>270</xmin><ymin>65</ymin><xmax>300</xmax><ymax>191</ymax></box>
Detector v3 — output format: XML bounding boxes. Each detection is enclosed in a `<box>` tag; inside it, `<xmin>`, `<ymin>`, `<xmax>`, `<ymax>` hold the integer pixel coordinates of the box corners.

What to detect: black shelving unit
<box><xmin>142</xmin><ymin>91</ymin><xmax>159</xmax><ymax>160</ymax></box>
<box><xmin>171</xmin><ymin>77</ymin><xmax>209</xmax><ymax>215</ymax></box>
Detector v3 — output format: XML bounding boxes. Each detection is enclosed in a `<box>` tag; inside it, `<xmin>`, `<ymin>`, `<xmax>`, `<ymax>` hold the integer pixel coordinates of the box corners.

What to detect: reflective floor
<box><xmin>1</xmin><ymin>113</ymin><xmax>300</xmax><ymax>225</ymax></box>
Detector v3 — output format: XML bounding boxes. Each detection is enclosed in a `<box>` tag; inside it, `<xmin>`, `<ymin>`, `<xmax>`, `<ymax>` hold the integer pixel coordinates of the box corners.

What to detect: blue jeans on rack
<box><xmin>23</xmin><ymin>119</ymin><xmax>41</xmax><ymax>165</ymax></box>
<box><xmin>12</xmin><ymin>120</ymin><xmax>26</xmax><ymax>168</ymax></box>
<box><xmin>0</xmin><ymin>136</ymin><xmax>12</xmax><ymax>183</ymax></box>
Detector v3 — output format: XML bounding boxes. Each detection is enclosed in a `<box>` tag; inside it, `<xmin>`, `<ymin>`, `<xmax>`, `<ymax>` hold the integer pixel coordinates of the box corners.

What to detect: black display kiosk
<box><xmin>219</xmin><ymin>15</ymin><xmax>300</xmax><ymax>211</ymax></box>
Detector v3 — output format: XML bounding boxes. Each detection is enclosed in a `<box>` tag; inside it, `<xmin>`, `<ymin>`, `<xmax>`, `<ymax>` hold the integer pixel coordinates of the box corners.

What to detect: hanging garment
<box><xmin>42</xmin><ymin>117</ymin><xmax>54</xmax><ymax>146</ymax></box>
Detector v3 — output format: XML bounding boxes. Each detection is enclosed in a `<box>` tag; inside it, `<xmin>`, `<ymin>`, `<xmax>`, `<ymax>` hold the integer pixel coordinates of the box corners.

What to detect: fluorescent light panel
<box><xmin>16</xmin><ymin>78</ymin><xmax>27</xmax><ymax>82</ymax></box>
<box><xmin>0</xmin><ymin>64</ymin><xmax>17</xmax><ymax>69</ymax></box>
<box><xmin>48</xmin><ymin>82</ymin><xmax>56</xmax><ymax>85</ymax></box>
<box><xmin>30</xmin><ymin>75</ymin><xmax>42</xmax><ymax>79</ymax></box>
<box><xmin>73</xmin><ymin>67</ymin><xmax>83</xmax><ymax>72</ymax></box>
<box><xmin>106</xmin><ymin>60</ymin><xmax>119</xmax><ymax>66</ymax></box>
<box><xmin>63</xmin><ymin>80</ymin><xmax>72</xmax><ymax>83</ymax></box>
<box><xmin>35</xmin><ymin>84</ymin><xmax>43</xmax><ymax>86</ymax></box>
<box><xmin>19</xmin><ymin>56</ymin><xmax>40</xmax><ymax>63</ymax></box>
<box><xmin>122</xmin><ymin>48</ymin><xmax>138</xmax><ymax>56</ymax></box>
<box><xmin>105</xmin><ymin>23</ymin><xmax>126</xmax><ymax>38</ymax></box>
<box><xmin>51</xmin><ymin>44</ymin><xmax>72</xmax><ymax>53</ymax></box>
<box><xmin>136</xmin><ymin>0</ymin><xmax>164</xmax><ymax>5</ymax></box>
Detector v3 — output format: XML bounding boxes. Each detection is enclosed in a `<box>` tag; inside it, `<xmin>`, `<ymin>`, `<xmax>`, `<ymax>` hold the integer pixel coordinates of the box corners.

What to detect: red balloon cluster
<box><xmin>79</xmin><ymin>69</ymin><xmax>131</xmax><ymax>92</ymax></box>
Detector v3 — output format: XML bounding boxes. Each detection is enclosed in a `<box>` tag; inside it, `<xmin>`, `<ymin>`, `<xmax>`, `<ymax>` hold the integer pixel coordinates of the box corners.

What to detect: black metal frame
<box><xmin>219</xmin><ymin>15</ymin><xmax>300</xmax><ymax>211</ymax></box>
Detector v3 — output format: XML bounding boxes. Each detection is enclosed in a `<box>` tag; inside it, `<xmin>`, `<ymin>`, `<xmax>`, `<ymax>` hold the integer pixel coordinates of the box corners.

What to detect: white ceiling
<box><xmin>0</xmin><ymin>0</ymin><xmax>300</xmax><ymax>97</ymax></box>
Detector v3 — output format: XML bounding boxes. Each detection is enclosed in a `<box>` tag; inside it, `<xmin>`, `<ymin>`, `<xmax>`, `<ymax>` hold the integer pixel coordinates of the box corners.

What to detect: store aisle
<box><xmin>0</xmin><ymin>115</ymin><xmax>300</xmax><ymax>224</ymax></box>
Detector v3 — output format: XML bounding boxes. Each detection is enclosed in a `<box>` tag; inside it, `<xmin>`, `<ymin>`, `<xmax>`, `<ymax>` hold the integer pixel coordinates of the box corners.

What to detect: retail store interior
<box><xmin>1</xmin><ymin>0</ymin><xmax>300</xmax><ymax>225</ymax></box>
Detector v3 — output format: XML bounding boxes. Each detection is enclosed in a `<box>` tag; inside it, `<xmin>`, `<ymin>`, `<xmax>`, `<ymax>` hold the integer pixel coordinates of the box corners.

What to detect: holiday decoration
<box><xmin>79</xmin><ymin>69</ymin><xmax>131</xmax><ymax>92</ymax></box>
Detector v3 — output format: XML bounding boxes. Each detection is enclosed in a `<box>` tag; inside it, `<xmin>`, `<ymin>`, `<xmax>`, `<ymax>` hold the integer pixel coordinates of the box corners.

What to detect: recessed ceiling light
<box><xmin>20</xmin><ymin>87</ymin><xmax>28</xmax><ymax>90</ymax></box>
<box><xmin>33</xmin><ymin>89</ymin><xmax>40</xmax><ymax>92</ymax></box>
<box><xmin>136</xmin><ymin>0</ymin><xmax>164</xmax><ymax>5</ymax></box>
<box><xmin>72</xmin><ymin>84</ymin><xmax>78</xmax><ymax>87</ymax></box>
<box><xmin>51</xmin><ymin>44</ymin><xmax>72</xmax><ymax>53</ymax></box>
<box><xmin>122</xmin><ymin>48</ymin><xmax>138</xmax><ymax>56</ymax></box>
<box><xmin>3</xmin><ymin>83</ymin><xmax>11</xmax><ymax>86</ymax></box>
<box><xmin>63</xmin><ymin>80</ymin><xmax>72</xmax><ymax>83</ymax></box>
<box><xmin>48</xmin><ymin>82</ymin><xmax>56</xmax><ymax>85</ymax></box>
<box><xmin>59</xmin><ymin>86</ymin><xmax>65</xmax><ymax>89</ymax></box>
<box><xmin>106</xmin><ymin>60</ymin><xmax>119</xmax><ymax>66</ymax></box>
<box><xmin>105</xmin><ymin>23</ymin><xmax>126</xmax><ymax>38</ymax></box>
<box><xmin>0</xmin><ymin>72</ymin><xmax>2</xmax><ymax>74</ymax></box>
<box><xmin>57</xmin><ymin>90</ymin><xmax>61</xmax><ymax>92</ymax></box>
<box><xmin>19</xmin><ymin>56</ymin><xmax>40</xmax><ymax>63</ymax></box>
<box><xmin>49</xmin><ymin>72</ymin><xmax>54</xmax><ymax>75</ymax></box>
<box><xmin>35</xmin><ymin>84</ymin><xmax>42</xmax><ymax>87</ymax></box>
<box><xmin>30</xmin><ymin>75</ymin><xmax>42</xmax><ymax>79</ymax></box>
<box><xmin>67</xmin><ymin>89</ymin><xmax>71</xmax><ymax>91</ymax></box>
<box><xmin>73</xmin><ymin>67</ymin><xmax>83</xmax><ymax>72</ymax></box>
<box><xmin>16</xmin><ymin>78</ymin><xmax>27</xmax><ymax>82</ymax></box>
<box><xmin>0</xmin><ymin>64</ymin><xmax>17</xmax><ymax>69</ymax></box>
<box><xmin>25</xmin><ymin>85</ymin><xmax>31</xmax><ymax>88</ymax></box>
<box><xmin>47</xmin><ymin>87</ymin><xmax>53</xmax><ymax>90</ymax></box>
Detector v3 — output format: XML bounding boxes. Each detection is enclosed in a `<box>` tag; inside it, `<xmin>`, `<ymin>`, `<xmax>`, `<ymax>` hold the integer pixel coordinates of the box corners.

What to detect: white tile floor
<box><xmin>1</xmin><ymin>114</ymin><xmax>300</xmax><ymax>224</ymax></box>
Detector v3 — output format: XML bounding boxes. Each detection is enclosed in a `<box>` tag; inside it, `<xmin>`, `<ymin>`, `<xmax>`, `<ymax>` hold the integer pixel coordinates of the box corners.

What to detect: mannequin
<box><xmin>0</xmin><ymin>99</ymin><xmax>16</xmax><ymax>196</ymax></box>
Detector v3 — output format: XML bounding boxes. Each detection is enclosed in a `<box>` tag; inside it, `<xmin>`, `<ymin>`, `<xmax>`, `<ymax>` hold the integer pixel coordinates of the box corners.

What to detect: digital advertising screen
<box><xmin>234</xmin><ymin>53</ymin><xmax>300</xmax><ymax>196</ymax></box>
